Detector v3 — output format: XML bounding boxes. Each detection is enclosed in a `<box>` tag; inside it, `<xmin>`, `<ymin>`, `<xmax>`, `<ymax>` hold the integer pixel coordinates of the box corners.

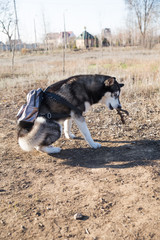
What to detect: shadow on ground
<box><xmin>52</xmin><ymin>139</ymin><xmax>160</xmax><ymax>169</ymax></box>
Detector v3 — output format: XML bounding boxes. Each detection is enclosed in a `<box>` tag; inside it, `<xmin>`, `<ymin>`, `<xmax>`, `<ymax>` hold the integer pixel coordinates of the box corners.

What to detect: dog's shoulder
<box><xmin>46</xmin><ymin>75</ymin><xmax>81</xmax><ymax>93</ymax></box>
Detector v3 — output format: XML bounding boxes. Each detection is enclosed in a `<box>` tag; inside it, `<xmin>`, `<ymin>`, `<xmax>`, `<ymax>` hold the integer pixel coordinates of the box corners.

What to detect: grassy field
<box><xmin>0</xmin><ymin>47</ymin><xmax>160</xmax><ymax>240</ymax></box>
<box><xmin>0</xmin><ymin>47</ymin><xmax>160</xmax><ymax>90</ymax></box>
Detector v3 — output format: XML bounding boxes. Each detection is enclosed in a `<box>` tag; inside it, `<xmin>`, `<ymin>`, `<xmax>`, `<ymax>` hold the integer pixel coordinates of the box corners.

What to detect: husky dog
<box><xmin>18</xmin><ymin>74</ymin><xmax>124</xmax><ymax>154</ymax></box>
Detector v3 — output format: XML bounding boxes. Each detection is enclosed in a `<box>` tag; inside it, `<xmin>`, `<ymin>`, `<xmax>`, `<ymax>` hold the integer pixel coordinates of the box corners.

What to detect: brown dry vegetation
<box><xmin>0</xmin><ymin>47</ymin><xmax>160</xmax><ymax>240</ymax></box>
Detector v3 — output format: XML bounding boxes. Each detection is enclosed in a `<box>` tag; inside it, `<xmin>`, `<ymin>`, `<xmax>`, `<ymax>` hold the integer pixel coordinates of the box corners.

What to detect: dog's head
<box><xmin>101</xmin><ymin>77</ymin><xmax>124</xmax><ymax>110</ymax></box>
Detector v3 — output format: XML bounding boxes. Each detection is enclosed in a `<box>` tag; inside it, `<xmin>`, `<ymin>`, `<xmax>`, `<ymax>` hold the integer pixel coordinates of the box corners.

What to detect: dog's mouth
<box><xmin>109</xmin><ymin>104</ymin><xmax>113</xmax><ymax>110</ymax></box>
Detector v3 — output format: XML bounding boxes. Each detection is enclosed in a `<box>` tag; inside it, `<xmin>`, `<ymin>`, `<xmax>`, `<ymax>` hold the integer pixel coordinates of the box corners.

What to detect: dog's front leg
<box><xmin>73</xmin><ymin>115</ymin><xmax>101</xmax><ymax>149</ymax></box>
<box><xmin>64</xmin><ymin>118</ymin><xmax>75</xmax><ymax>139</ymax></box>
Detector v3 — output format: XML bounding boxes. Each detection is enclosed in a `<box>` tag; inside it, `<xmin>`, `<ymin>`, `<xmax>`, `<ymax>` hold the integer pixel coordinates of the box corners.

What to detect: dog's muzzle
<box><xmin>109</xmin><ymin>104</ymin><xmax>122</xmax><ymax>110</ymax></box>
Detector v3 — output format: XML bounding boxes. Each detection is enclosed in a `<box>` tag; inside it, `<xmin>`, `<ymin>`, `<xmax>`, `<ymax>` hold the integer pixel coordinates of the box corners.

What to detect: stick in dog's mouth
<box><xmin>116</xmin><ymin>108</ymin><xmax>129</xmax><ymax>124</ymax></box>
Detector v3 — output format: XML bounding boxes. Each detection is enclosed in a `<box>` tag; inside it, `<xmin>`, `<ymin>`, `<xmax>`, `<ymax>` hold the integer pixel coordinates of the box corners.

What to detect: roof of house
<box><xmin>77</xmin><ymin>30</ymin><xmax>94</xmax><ymax>40</ymax></box>
<box><xmin>46</xmin><ymin>33</ymin><xmax>60</xmax><ymax>40</ymax></box>
<box><xmin>46</xmin><ymin>31</ymin><xmax>75</xmax><ymax>40</ymax></box>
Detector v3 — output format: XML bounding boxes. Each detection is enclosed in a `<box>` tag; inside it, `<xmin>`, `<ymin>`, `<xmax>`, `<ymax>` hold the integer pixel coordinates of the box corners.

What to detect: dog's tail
<box><xmin>18</xmin><ymin>117</ymin><xmax>46</xmax><ymax>152</ymax></box>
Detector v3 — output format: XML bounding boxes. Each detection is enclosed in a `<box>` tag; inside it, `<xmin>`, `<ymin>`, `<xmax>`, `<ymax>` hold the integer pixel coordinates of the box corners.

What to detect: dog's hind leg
<box><xmin>64</xmin><ymin>118</ymin><xmax>76</xmax><ymax>139</ymax></box>
<box><xmin>35</xmin><ymin>146</ymin><xmax>61</xmax><ymax>154</ymax></box>
<box><xmin>35</xmin><ymin>121</ymin><xmax>62</xmax><ymax>154</ymax></box>
<box><xmin>73</xmin><ymin>115</ymin><xmax>101</xmax><ymax>149</ymax></box>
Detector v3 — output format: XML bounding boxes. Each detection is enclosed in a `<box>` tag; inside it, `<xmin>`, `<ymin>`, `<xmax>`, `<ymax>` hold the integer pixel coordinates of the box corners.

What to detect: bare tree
<box><xmin>125</xmin><ymin>0</ymin><xmax>160</xmax><ymax>47</ymax></box>
<box><xmin>0</xmin><ymin>0</ymin><xmax>15</xmax><ymax>50</ymax></box>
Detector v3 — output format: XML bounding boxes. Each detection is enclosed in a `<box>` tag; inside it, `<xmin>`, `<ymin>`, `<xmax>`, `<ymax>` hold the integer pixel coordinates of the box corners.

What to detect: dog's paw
<box><xmin>35</xmin><ymin>146</ymin><xmax>61</xmax><ymax>154</ymax></box>
<box><xmin>90</xmin><ymin>142</ymin><xmax>101</xmax><ymax>149</ymax></box>
<box><xmin>65</xmin><ymin>132</ymin><xmax>76</xmax><ymax>139</ymax></box>
<box><xmin>49</xmin><ymin>147</ymin><xmax>61</xmax><ymax>154</ymax></box>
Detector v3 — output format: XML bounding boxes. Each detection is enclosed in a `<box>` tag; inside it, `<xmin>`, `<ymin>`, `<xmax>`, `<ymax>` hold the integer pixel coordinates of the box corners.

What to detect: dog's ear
<box><xmin>119</xmin><ymin>83</ymin><xmax>124</xmax><ymax>88</ymax></box>
<box><xmin>104</xmin><ymin>77</ymin><xmax>115</xmax><ymax>86</ymax></box>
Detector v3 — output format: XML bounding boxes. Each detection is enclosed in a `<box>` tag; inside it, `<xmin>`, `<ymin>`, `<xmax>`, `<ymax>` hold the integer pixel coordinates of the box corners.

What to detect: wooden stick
<box><xmin>117</xmin><ymin>109</ymin><xmax>129</xmax><ymax>124</ymax></box>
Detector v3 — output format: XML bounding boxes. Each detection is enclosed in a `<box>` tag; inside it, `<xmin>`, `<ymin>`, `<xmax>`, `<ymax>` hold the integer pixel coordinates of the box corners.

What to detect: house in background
<box><xmin>45</xmin><ymin>32</ymin><xmax>60</xmax><ymax>48</ymax></box>
<box><xmin>45</xmin><ymin>31</ymin><xmax>76</xmax><ymax>49</ymax></box>
<box><xmin>76</xmin><ymin>29</ymin><xmax>94</xmax><ymax>49</ymax></box>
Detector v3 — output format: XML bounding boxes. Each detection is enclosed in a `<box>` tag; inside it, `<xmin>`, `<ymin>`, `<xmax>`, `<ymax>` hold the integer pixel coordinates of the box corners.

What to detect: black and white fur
<box><xmin>17</xmin><ymin>74</ymin><xmax>124</xmax><ymax>153</ymax></box>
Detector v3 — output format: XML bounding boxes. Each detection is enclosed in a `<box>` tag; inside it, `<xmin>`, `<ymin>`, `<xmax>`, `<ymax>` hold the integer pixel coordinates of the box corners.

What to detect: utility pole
<box><xmin>42</xmin><ymin>12</ymin><xmax>48</xmax><ymax>51</ymax></box>
<box><xmin>13</xmin><ymin>0</ymin><xmax>20</xmax><ymax>41</ymax></box>
<box><xmin>34</xmin><ymin>19</ymin><xmax>37</xmax><ymax>45</ymax></box>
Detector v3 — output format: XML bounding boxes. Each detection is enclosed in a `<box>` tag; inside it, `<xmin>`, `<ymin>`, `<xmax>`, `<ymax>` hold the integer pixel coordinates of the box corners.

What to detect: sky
<box><xmin>1</xmin><ymin>0</ymin><xmax>128</xmax><ymax>43</ymax></box>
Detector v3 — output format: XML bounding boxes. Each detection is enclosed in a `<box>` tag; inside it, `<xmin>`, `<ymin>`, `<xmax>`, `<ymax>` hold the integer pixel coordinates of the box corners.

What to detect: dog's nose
<box><xmin>117</xmin><ymin>105</ymin><xmax>122</xmax><ymax>109</ymax></box>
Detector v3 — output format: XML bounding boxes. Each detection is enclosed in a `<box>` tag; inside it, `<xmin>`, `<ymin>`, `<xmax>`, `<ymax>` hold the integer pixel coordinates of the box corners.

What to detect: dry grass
<box><xmin>0</xmin><ymin>47</ymin><xmax>160</xmax><ymax>90</ymax></box>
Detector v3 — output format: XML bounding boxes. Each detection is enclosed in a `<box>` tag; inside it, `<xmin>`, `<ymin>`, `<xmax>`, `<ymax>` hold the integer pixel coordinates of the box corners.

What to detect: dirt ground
<box><xmin>0</xmin><ymin>73</ymin><xmax>160</xmax><ymax>240</ymax></box>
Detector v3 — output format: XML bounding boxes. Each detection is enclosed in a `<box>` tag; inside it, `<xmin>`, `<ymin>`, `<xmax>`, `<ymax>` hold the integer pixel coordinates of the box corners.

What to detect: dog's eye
<box><xmin>114</xmin><ymin>93</ymin><xmax>118</xmax><ymax>98</ymax></box>
<box><xmin>111</xmin><ymin>92</ymin><xmax>119</xmax><ymax>98</ymax></box>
